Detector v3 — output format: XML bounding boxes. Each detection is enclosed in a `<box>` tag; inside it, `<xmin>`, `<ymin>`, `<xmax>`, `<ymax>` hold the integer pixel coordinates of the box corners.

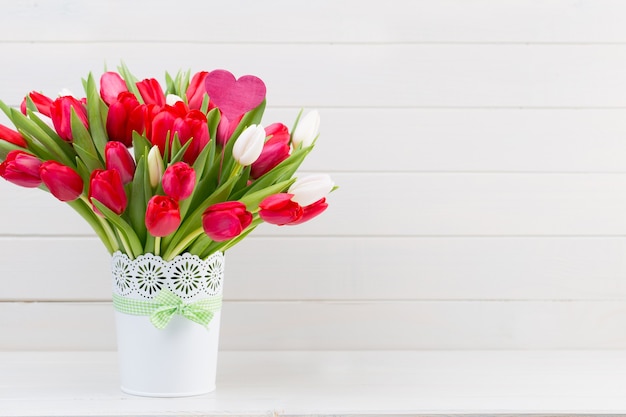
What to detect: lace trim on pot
<box><xmin>111</xmin><ymin>251</ymin><xmax>225</xmax><ymax>300</ymax></box>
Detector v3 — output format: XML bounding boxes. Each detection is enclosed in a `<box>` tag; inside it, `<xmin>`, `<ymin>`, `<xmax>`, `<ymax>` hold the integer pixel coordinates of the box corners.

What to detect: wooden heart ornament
<box><xmin>204</xmin><ymin>70</ymin><xmax>266</xmax><ymax>120</ymax></box>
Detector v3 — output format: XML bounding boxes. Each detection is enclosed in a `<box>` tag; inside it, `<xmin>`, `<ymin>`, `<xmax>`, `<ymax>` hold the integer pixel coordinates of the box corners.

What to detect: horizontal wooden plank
<box><xmin>0</xmin><ymin>44</ymin><xmax>626</xmax><ymax>108</ymax></box>
<box><xmin>5</xmin><ymin>108</ymin><xmax>626</xmax><ymax>173</ymax></box>
<box><xmin>2</xmin><ymin>351</ymin><xmax>626</xmax><ymax>415</ymax></box>
<box><xmin>3</xmin><ymin>173</ymin><xmax>626</xmax><ymax>236</ymax></box>
<box><xmin>2</xmin><ymin>236</ymin><xmax>626</xmax><ymax>302</ymax></box>
<box><xmin>1</xmin><ymin>300</ymin><xmax>625</xmax><ymax>350</ymax></box>
<box><xmin>264</xmin><ymin>108</ymin><xmax>626</xmax><ymax>173</ymax></box>
<box><xmin>2</xmin><ymin>0</ymin><xmax>626</xmax><ymax>43</ymax></box>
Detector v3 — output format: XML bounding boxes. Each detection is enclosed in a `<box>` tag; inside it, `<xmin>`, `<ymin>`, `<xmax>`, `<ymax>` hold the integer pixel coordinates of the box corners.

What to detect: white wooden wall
<box><xmin>2</xmin><ymin>0</ymin><xmax>626</xmax><ymax>350</ymax></box>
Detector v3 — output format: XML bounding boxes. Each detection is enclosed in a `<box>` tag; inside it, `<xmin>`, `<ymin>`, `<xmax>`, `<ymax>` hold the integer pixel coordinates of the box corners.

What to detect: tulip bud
<box><xmin>258</xmin><ymin>193</ymin><xmax>303</xmax><ymax>225</ymax></box>
<box><xmin>145</xmin><ymin>195</ymin><xmax>181</xmax><ymax>237</ymax></box>
<box><xmin>0</xmin><ymin>150</ymin><xmax>42</xmax><ymax>187</ymax></box>
<box><xmin>162</xmin><ymin>162</ymin><xmax>196</xmax><ymax>200</ymax></box>
<box><xmin>106</xmin><ymin>92</ymin><xmax>142</xmax><ymax>147</ymax></box>
<box><xmin>20</xmin><ymin>91</ymin><xmax>53</xmax><ymax>117</ymax></box>
<box><xmin>232</xmin><ymin>124</ymin><xmax>265</xmax><ymax>166</ymax></box>
<box><xmin>100</xmin><ymin>72</ymin><xmax>128</xmax><ymax>106</ymax></box>
<box><xmin>250</xmin><ymin>123</ymin><xmax>291</xmax><ymax>179</ymax></box>
<box><xmin>202</xmin><ymin>201</ymin><xmax>252</xmax><ymax>242</ymax></box>
<box><xmin>147</xmin><ymin>146</ymin><xmax>164</xmax><ymax>188</ymax></box>
<box><xmin>288</xmin><ymin>174</ymin><xmax>334</xmax><ymax>207</ymax></box>
<box><xmin>0</xmin><ymin>124</ymin><xmax>27</xmax><ymax>148</ymax></box>
<box><xmin>105</xmin><ymin>141</ymin><xmax>136</xmax><ymax>184</ymax></box>
<box><xmin>137</xmin><ymin>78</ymin><xmax>166</xmax><ymax>106</ymax></box>
<box><xmin>50</xmin><ymin>96</ymin><xmax>89</xmax><ymax>142</ymax></box>
<box><xmin>186</xmin><ymin>71</ymin><xmax>209</xmax><ymax>110</ymax></box>
<box><xmin>291</xmin><ymin>110</ymin><xmax>320</xmax><ymax>148</ymax></box>
<box><xmin>39</xmin><ymin>161</ymin><xmax>84</xmax><ymax>202</ymax></box>
<box><xmin>89</xmin><ymin>169</ymin><xmax>128</xmax><ymax>215</ymax></box>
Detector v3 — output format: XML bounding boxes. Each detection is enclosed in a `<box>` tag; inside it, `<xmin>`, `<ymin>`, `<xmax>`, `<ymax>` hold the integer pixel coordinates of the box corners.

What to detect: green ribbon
<box><xmin>112</xmin><ymin>289</ymin><xmax>222</xmax><ymax>329</ymax></box>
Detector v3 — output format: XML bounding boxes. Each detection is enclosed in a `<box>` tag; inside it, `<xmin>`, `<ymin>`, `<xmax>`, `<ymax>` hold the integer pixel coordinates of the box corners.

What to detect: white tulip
<box><xmin>292</xmin><ymin>110</ymin><xmax>320</xmax><ymax>148</ymax></box>
<box><xmin>166</xmin><ymin>94</ymin><xmax>183</xmax><ymax>106</ymax></box>
<box><xmin>58</xmin><ymin>88</ymin><xmax>76</xmax><ymax>98</ymax></box>
<box><xmin>147</xmin><ymin>146</ymin><xmax>164</xmax><ymax>188</ymax></box>
<box><xmin>232</xmin><ymin>124</ymin><xmax>266</xmax><ymax>166</ymax></box>
<box><xmin>288</xmin><ymin>174</ymin><xmax>334</xmax><ymax>207</ymax></box>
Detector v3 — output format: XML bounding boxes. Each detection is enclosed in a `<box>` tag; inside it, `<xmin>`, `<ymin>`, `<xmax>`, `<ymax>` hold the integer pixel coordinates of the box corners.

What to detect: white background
<box><xmin>1</xmin><ymin>0</ymin><xmax>626</xmax><ymax>350</ymax></box>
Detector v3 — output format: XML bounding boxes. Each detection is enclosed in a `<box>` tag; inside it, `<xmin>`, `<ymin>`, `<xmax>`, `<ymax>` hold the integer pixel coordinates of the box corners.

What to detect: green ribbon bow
<box><xmin>112</xmin><ymin>289</ymin><xmax>222</xmax><ymax>329</ymax></box>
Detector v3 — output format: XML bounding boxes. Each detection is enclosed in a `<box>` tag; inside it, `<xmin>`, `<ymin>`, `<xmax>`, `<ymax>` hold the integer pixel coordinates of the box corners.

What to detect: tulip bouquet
<box><xmin>0</xmin><ymin>64</ymin><xmax>335</xmax><ymax>261</ymax></box>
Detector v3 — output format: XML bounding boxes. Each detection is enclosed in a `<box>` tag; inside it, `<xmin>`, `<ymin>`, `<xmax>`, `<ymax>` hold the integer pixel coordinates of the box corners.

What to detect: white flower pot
<box><xmin>110</xmin><ymin>251</ymin><xmax>225</xmax><ymax>397</ymax></box>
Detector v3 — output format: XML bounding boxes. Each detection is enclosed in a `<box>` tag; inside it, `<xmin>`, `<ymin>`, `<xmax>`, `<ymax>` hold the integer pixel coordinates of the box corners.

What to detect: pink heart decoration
<box><xmin>204</xmin><ymin>70</ymin><xmax>266</xmax><ymax>120</ymax></box>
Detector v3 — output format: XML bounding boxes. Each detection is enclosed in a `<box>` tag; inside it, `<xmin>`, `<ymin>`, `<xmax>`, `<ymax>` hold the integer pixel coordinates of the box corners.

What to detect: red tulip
<box><xmin>288</xmin><ymin>197</ymin><xmax>328</xmax><ymax>225</ymax></box>
<box><xmin>202</xmin><ymin>201</ymin><xmax>252</xmax><ymax>242</ymax></box>
<box><xmin>0</xmin><ymin>150</ymin><xmax>41</xmax><ymax>187</ymax></box>
<box><xmin>39</xmin><ymin>161</ymin><xmax>83</xmax><ymax>201</ymax></box>
<box><xmin>145</xmin><ymin>195</ymin><xmax>181</xmax><ymax>237</ymax></box>
<box><xmin>100</xmin><ymin>72</ymin><xmax>128</xmax><ymax>106</ymax></box>
<box><xmin>162</xmin><ymin>162</ymin><xmax>196</xmax><ymax>200</ymax></box>
<box><xmin>150</xmin><ymin>105</ymin><xmax>209</xmax><ymax>164</ymax></box>
<box><xmin>186</xmin><ymin>71</ymin><xmax>209</xmax><ymax>110</ymax></box>
<box><xmin>106</xmin><ymin>92</ymin><xmax>143</xmax><ymax>147</ymax></box>
<box><xmin>89</xmin><ymin>169</ymin><xmax>127</xmax><ymax>215</ymax></box>
<box><xmin>105</xmin><ymin>141</ymin><xmax>136</xmax><ymax>184</ymax></box>
<box><xmin>0</xmin><ymin>124</ymin><xmax>27</xmax><ymax>147</ymax></box>
<box><xmin>50</xmin><ymin>96</ymin><xmax>89</xmax><ymax>142</ymax></box>
<box><xmin>258</xmin><ymin>193</ymin><xmax>303</xmax><ymax>225</ymax></box>
<box><xmin>250</xmin><ymin>123</ymin><xmax>291</xmax><ymax>179</ymax></box>
<box><xmin>20</xmin><ymin>91</ymin><xmax>53</xmax><ymax>117</ymax></box>
<box><xmin>137</xmin><ymin>78</ymin><xmax>166</xmax><ymax>106</ymax></box>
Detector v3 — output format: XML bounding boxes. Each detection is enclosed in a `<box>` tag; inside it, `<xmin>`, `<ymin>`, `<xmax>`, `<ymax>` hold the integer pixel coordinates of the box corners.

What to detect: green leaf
<box><xmin>132</xmin><ymin>131</ymin><xmax>152</xmax><ymax>162</ymax></box>
<box><xmin>67</xmin><ymin>199</ymin><xmax>116</xmax><ymax>254</ymax></box>
<box><xmin>206</xmin><ymin>108</ymin><xmax>220</xmax><ymax>144</ymax></box>
<box><xmin>91</xmin><ymin>198</ymin><xmax>144</xmax><ymax>258</ymax></box>
<box><xmin>0</xmin><ymin>140</ymin><xmax>22</xmax><ymax>161</ymax></box>
<box><xmin>127</xmin><ymin>157</ymin><xmax>148</xmax><ymax>243</ymax></box>
<box><xmin>8</xmin><ymin>108</ymin><xmax>74</xmax><ymax>165</ymax></box>
<box><xmin>117</xmin><ymin>62</ymin><xmax>142</xmax><ymax>102</ymax></box>
<box><xmin>71</xmin><ymin>109</ymin><xmax>103</xmax><ymax>172</ymax></box>
<box><xmin>85</xmin><ymin>72</ymin><xmax>109</xmax><ymax>159</ymax></box>
<box><xmin>238</xmin><ymin>178</ymin><xmax>295</xmax><ymax>211</ymax></box>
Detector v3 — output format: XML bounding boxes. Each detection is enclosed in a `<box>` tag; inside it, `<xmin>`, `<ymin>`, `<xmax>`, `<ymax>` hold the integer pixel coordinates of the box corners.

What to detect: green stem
<box><xmin>68</xmin><ymin>198</ymin><xmax>118</xmax><ymax>254</ymax></box>
<box><xmin>154</xmin><ymin>237</ymin><xmax>161</xmax><ymax>257</ymax></box>
<box><xmin>162</xmin><ymin>227</ymin><xmax>204</xmax><ymax>261</ymax></box>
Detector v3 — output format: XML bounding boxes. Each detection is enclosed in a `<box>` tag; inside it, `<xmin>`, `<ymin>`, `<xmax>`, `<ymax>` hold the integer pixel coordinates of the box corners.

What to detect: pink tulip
<box><xmin>0</xmin><ymin>124</ymin><xmax>27</xmax><ymax>148</ymax></box>
<box><xmin>106</xmin><ymin>92</ymin><xmax>143</xmax><ymax>147</ymax></box>
<box><xmin>288</xmin><ymin>197</ymin><xmax>328</xmax><ymax>225</ymax></box>
<box><xmin>258</xmin><ymin>193</ymin><xmax>303</xmax><ymax>225</ymax></box>
<box><xmin>137</xmin><ymin>78</ymin><xmax>166</xmax><ymax>106</ymax></box>
<box><xmin>162</xmin><ymin>162</ymin><xmax>196</xmax><ymax>200</ymax></box>
<box><xmin>145</xmin><ymin>195</ymin><xmax>181</xmax><ymax>237</ymax></box>
<box><xmin>215</xmin><ymin>113</ymin><xmax>243</xmax><ymax>146</ymax></box>
<box><xmin>105</xmin><ymin>141</ymin><xmax>136</xmax><ymax>184</ymax></box>
<box><xmin>250</xmin><ymin>123</ymin><xmax>291</xmax><ymax>179</ymax></box>
<box><xmin>0</xmin><ymin>150</ymin><xmax>41</xmax><ymax>187</ymax></box>
<box><xmin>89</xmin><ymin>169</ymin><xmax>127</xmax><ymax>215</ymax></box>
<box><xmin>186</xmin><ymin>71</ymin><xmax>209</xmax><ymax>110</ymax></box>
<box><xmin>39</xmin><ymin>161</ymin><xmax>84</xmax><ymax>201</ymax></box>
<box><xmin>100</xmin><ymin>72</ymin><xmax>128</xmax><ymax>106</ymax></box>
<box><xmin>202</xmin><ymin>201</ymin><xmax>252</xmax><ymax>242</ymax></box>
<box><xmin>20</xmin><ymin>91</ymin><xmax>53</xmax><ymax>117</ymax></box>
<box><xmin>50</xmin><ymin>96</ymin><xmax>89</xmax><ymax>142</ymax></box>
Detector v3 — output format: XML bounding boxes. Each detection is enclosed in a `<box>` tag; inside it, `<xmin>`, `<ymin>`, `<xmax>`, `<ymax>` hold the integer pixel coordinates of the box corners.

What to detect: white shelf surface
<box><xmin>1</xmin><ymin>350</ymin><xmax>626</xmax><ymax>416</ymax></box>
